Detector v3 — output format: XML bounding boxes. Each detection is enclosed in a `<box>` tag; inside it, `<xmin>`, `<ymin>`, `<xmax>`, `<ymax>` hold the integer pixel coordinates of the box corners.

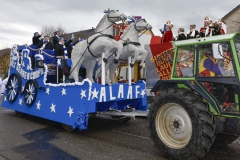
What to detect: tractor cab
<box><xmin>170</xmin><ymin>33</ymin><xmax>240</xmax><ymax>115</ymax></box>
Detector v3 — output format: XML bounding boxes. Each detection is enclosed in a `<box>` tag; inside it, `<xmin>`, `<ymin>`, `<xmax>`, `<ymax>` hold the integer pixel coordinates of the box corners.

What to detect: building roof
<box><xmin>222</xmin><ymin>4</ymin><xmax>240</xmax><ymax>21</ymax></box>
<box><xmin>60</xmin><ymin>29</ymin><xmax>95</xmax><ymax>42</ymax></box>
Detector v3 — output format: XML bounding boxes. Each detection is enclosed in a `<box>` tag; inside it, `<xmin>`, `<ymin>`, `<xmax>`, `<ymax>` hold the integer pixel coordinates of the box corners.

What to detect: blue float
<box><xmin>2</xmin><ymin>47</ymin><xmax>147</xmax><ymax>130</ymax></box>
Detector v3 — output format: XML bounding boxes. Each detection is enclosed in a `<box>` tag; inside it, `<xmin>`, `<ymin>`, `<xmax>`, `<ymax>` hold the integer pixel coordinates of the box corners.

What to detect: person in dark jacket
<box><xmin>37</xmin><ymin>35</ymin><xmax>54</xmax><ymax>50</ymax></box>
<box><xmin>210</xmin><ymin>22</ymin><xmax>222</xmax><ymax>36</ymax></box>
<box><xmin>53</xmin><ymin>31</ymin><xmax>60</xmax><ymax>46</ymax></box>
<box><xmin>187</xmin><ymin>24</ymin><xmax>200</xmax><ymax>39</ymax></box>
<box><xmin>175</xmin><ymin>28</ymin><xmax>186</xmax><ymax>41</ymax></box>
<box><xmin>32</xmin><ymin>32</ymin><xmax>42</xmax><ymax>45</ymax></box>
<box><xmin>66</xmin><ymin>36</ymin><xmax>82</xmax><ymax>58</ymax></box>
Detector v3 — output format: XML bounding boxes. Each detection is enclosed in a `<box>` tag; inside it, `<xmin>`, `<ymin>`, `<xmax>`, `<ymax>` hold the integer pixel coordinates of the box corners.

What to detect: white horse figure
<box><xmin>69</xmin><ymin>10</ymin><xmax>127</xmax><ymax>82</ymax></box>
<box><xmin>95</xmin><ymin>19</ymin><xmax>152</xmax><ymax>84</ymax></box>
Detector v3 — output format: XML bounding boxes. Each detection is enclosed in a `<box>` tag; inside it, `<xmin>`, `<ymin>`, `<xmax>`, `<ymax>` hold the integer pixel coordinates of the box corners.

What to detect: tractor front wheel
<box><xmin>148</xmin><ymin>88</ymin><xmax>216</xmax><ymax>159</ymax></box>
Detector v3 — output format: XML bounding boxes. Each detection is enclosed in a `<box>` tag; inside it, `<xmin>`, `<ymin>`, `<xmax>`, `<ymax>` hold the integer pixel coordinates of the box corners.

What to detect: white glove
<box><xmin>71</xmin><ymin>34</ymin><xmax>74</xmax><ymax>40</ymax></box>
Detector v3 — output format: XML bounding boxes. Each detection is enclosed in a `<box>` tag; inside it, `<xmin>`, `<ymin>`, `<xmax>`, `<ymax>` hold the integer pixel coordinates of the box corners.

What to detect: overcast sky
<box><xmin>0</xmin><ymin>0</ymin><xmax>239</xmax><ymax>49</ymax></box>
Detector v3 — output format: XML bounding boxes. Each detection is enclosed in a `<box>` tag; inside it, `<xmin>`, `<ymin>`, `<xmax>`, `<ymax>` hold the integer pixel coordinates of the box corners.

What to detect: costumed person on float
<box><xmin>175</xmin><ymin>28</ymin><xmax>186</xmax><ymax>41</ymax></box>
<box><xmin>217</xmin><ymin>19</ymin><xmax>225</xmax><ymax>34</ymax></box>
<box><xmin>53</xmin><ymin>31</ymin><xmax>60</xmax><ymax>46</ymax></box>
<box><xmin>210</xmin><ymin>21</ymin><xmax>222</xmax><ymax>36</ymax></box>
<box><xmin>32</xmin><ymin>32</ymin><xmax>42</xmax><ymax>45</ymax></box>
<box><xmin>187</xmin><ymin>24</ymin><xmax>200</xmax><ymax>39</ymax></box>
<box><xmin>200</xmin><ymin>16</ymin><xmax>213</xmax><ymax>37</ymax></box>
<box><xmin>160</xmin><ymin>20</ymin><xmax>174</xmax><ymax>43</ymax></box>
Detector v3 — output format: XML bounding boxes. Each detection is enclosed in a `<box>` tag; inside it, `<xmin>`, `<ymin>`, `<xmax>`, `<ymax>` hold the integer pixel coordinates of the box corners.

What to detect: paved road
<box><xmin>0</xmin><ymin>95</ymin><xmax>240</xmax><ymax>160</ymax></box>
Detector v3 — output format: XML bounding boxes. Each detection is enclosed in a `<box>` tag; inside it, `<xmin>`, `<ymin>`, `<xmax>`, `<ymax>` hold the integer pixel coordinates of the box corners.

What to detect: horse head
<box><xmin>107</xmin><ymin>9</ymin><xmax>127</xmax><ymax>23</ymax></box>
<box><xmin>95</xmin><ymin>9</ymin><xmax>127</xmax><ymax>33</ymax></box>
<box><xmin>134</xmin><ymin>19</ymin><xmax>152</xmax><ymax>32</ymax></box>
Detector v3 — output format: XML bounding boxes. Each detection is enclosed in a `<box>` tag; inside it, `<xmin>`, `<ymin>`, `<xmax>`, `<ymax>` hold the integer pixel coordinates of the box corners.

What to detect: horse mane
<box><xmin>120</xmin><ymin>23</ymin><xmax>135</xmax><ymax>40</ymax></box>
<box><xmin>94</xmin><ymin>14</ymin><xmax>108</xmax><ymax>33</ymax></box>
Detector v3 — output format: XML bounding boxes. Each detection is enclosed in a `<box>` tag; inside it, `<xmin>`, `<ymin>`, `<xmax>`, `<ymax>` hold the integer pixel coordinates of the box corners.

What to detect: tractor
<box><xmin>147</xmin><ymin>33</ymin><xmax>240</xmax><ymax>159</ymax></box>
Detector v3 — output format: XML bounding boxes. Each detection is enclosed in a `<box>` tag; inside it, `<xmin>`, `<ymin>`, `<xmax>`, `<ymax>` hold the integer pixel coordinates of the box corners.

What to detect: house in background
<box><xmin>223</xmin><ymin>4</ymin><xmax>240</xmax><ymax>34</ymax></box>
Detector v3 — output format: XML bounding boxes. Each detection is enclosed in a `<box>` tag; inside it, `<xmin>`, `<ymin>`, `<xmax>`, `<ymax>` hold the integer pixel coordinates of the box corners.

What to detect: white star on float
<box><xmin>91</xmin><ymin>88</ymin><xmax>99</xmax><ymax>100</ymax></box>
<box><xmin>19</xmin><ymin>98</ymin><xmax>23</xmax><ymax>105</ymax></box>
<box><xmin>50</xmin><ymin>103</ymin><xmax>56</xmax><ymax>113</ymax></box>
<box><xmin>140</xmin><ymin>89</ymin><xmax>146</xmax><ymax>97</ymax></box>
<box><xmin>57</xmin><ymin>59</ymin><xmax>61</xmax><ymax>66</ymax></box>
<box><xmin>80</xmin><ymin>89</ymin><xmax>86</xmax><ymax>99</ymax></box>
<box><xmin>4</xmin><ymin>96</ymin><xmax>7</xmax><ymax>102</ymax></box>
<box><xmin>36</xmin><ymin>100</ymin><xmax>41</xmax><ymax>110</ymax></box>
<box><xmin>46</xmin><ymin>88</ymin><xmax>50</xmax><ymax>95</ymax></box>
<box><xmin>61</xmin><ymin>88</ymin><xmax>66</xmax><ymax>96</ymax></box>
<box><xmin>67</xmin><ymin>106</ymin><xmax>74</xmax><ymax>117</ymax></box>
<box><xmin>24</xmin><ymin>53</ymin><xmax>27</xmax><ymax>58</ymax></box>
<box><xmin>21</xmin><ymin>62</ymin><xmax>25</xmax><ymax>67</ymax></box>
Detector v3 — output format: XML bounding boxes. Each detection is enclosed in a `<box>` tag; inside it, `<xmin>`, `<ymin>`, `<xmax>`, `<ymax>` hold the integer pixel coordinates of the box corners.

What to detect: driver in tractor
<box><xmin>199</xmin><ymin>50</ymin><xmax>222</xmax><ymax>77</ymax></box>
<box><xmin>199</xmin><ymin>50</ymin><xmax>236</xmax><ymax>112</ymax></box>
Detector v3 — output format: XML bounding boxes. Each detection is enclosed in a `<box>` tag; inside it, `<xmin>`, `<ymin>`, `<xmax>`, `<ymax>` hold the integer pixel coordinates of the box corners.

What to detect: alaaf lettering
<box><xmin>99</xmin><ymin>85</ymin><xmax>142</xmax><ymax>102</ymax></box>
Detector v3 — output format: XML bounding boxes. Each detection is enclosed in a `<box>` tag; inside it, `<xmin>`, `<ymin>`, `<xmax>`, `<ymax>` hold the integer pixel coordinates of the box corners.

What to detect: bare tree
<box><xmin>0</xmin><ymin>49</ymin><xmax>10</xmax><ymax>79</ymax></box>
<box><xmin>40</xmin><ymin>25</ymin><xmax>66</xmax><ymax>37</ymax></box>
<box><xmin>56</xmin><ymin>24</ymin><xmax>66</xmax><ymax>36</ymax></box>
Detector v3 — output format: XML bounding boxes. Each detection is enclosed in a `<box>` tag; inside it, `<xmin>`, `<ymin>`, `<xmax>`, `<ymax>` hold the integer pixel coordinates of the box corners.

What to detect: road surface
<box><xmin>0</xmin><ymin>96</ymin><xmax>240</xmax><ymax>160</ymax></box>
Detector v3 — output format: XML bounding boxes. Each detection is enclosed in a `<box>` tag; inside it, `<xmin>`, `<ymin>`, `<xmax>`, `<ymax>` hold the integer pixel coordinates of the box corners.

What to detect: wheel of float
<box><xmin>6</xmin><ymin>73</ymin><xmax>22</xmax><ymax>102</ymax></box>
<box><xmin>62</xmin><ymin>124</ymin><xmax>75</xmax><ymax>132</ymax></box>
<box><xmin>24</xmin><ymin>80</ymin><xmax>38</xmax><ymax>106</ymax></box>
<box><xmin>148</xmin><ymin>88</ymin><xmax>216</xmax><ymax>159</ymax></box>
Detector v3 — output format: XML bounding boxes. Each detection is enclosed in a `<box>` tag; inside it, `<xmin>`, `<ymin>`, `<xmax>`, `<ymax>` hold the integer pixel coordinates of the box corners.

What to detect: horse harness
<box><xmin>87</xmin><ymin>34</ymin><xmax>115</xmax><ymax>58</ymax></box>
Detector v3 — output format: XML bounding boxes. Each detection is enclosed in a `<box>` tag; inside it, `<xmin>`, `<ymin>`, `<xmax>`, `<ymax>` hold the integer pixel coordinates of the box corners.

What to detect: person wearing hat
<box><xmin>175</xmin><ymin>28</ymin><xmax>186</xmax><ymax>41</ymax></box>
<box><xmin>187</xmin><ymin>24</ymin><xmax>200</xmax><ymax>39</ymax></box>
<box><xmin>161</xmin><ymin>20</ymin><xmax>173</xmax><ymax>43</ymax></box>
<box><xmin>32</xmin><ymin>32</ymin><xmax>42</xmax><ymax>45</ymax></box>
<box><xmin>37</xmin><ymin>35</ymin><xmax>54</xmax><ymax>50</ymax></box>
<box><xmin>216</xmin><ymin>19</ymin><xmax>225</xmax><ymax>35</ymax></box>
<box><xmin>199</xmin><ymin>50</ymin><xmax>222</xmax><ymax>76</ymax></box>
<box><xmin>53</xmin><ymin>31</ymin><xmax>60</xmax><ymax>46</ymax></box>
<box><xmin>210</xmin><ymin>21</ymin><xmax>222</xmax><ymax>36</ymax></box>
<box><xmin>200</xmin><ymin>16</ymin><xmax>213</xmax><ymax>37</ymax></box>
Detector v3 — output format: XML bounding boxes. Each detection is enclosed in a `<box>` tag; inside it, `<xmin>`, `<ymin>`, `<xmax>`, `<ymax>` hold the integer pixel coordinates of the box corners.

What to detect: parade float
<box><xmin>2</xmin><ymin>9</ymin><xmax>240</xmax><ymax>160</ymax></box>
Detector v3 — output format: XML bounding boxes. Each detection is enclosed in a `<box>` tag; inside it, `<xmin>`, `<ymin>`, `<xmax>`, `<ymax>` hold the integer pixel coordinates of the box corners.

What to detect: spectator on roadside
<box><xmin>175</xmin><ymin>28</ymin><xmax>186</xmax><ymax>41</ymax></box>
<box><xmin>32</xmin><ymin>32</ymin><xmax>42</xmax><ymax>45</ymax></box>
<box><xmin>187</xmin><ymin>24</ymin><xmax>200</xmax><ymax>39</ymax></box>
<box><xmin>37</xmin><ymin>35</ymin><xmax>54</xmax><ymax>50</ymax></box>
<box><xmin>53</xmin><ymin>31</ymin><xmax>60</xmax><ymax>46</ymax></box>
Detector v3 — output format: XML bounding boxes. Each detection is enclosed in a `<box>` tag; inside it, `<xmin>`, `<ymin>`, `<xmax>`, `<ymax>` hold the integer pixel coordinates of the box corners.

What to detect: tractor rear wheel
<box><xmin>148</xmin><ymin>88</ymin><xmax>215</xmax><ymax>159</ymax></box>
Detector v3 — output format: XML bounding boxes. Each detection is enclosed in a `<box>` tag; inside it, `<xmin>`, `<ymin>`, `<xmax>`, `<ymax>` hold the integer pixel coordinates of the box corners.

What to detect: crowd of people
<box><xmin>32</xmin><ymin>31</ymin><xmax>84</xmax><ymax>59</ymax></box>
<box><xmin>31</xmin><ymin>31</ymin><xmax>85</xmax><ymax>82</ymax></box>
<box><xmin>160</xmin><ymin>16</ymin><xmax>225</xmax><ymax>43</ymax></box>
